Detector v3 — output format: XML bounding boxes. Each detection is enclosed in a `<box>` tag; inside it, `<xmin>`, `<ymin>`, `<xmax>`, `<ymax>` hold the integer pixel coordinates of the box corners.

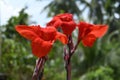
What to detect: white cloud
<box><xmin>0</xmin><ymin>0</ymin><xmax>22</xmax><ymax>25</ymax></box>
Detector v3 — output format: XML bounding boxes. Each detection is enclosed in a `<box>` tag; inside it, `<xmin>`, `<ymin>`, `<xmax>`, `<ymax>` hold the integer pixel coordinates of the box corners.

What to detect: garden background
<box><xmin>0</xmin><ymin>0</ymin><xmax>120</xmax><ymax>80</ymax></box>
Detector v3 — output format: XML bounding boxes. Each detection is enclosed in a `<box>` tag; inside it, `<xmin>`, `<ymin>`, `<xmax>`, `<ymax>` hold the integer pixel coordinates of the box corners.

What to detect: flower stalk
<box><xmin>64</xmin><ymin>35</ymin><xmax>79</xmax><ymax>80</ymax></box>
<box><xmin>65</xmin><ymin>57</ymin><xmax>71</xmax><ymax>80</ymax></box>
<box><xmin>32</xmin><ymin>57</ymin><xmax>47</xmax><ymax>80</ymax></box>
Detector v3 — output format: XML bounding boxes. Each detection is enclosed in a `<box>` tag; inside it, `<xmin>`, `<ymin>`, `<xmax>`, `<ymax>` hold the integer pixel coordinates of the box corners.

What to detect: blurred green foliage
<box><xmin>0</xmin><ymin>0</ymin><xmax>120</xmax><ymax>80</ymax></box>
<box><xmin>0</xmin><ymin>8</ymin><xmax>36</xmax><ymax>80</ymax></box>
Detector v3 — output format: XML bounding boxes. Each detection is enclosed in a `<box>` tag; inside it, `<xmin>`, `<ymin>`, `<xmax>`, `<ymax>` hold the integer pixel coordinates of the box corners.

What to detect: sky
<box><xmin>0</xmin><ymin>0</ymin><xmax>90</xmax><ymax>27</ymax></box>
<box><xmin>0</xmin><ymin>0</ymin><xmax>52</xmax><ymax>27</ymax></box>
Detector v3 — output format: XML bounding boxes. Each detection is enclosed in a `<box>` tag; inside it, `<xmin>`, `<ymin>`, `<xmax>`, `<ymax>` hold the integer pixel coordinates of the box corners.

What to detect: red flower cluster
<box><xmin>16</xmin><ymin>25</ymin><xmax>67</xmax><ymax>57</ymax></box>
<box><xmin>47</xmin><ymin>13</ymin><xmax>76</xmax><ymax>35</ymax></box>
<box><xmin>15</xmin><ymin>13</ymin><xmax>108</xmax><ymax>58</ymax></box>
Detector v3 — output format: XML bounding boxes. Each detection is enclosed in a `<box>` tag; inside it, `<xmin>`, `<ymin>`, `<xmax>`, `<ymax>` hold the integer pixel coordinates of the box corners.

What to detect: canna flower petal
<box><xmin>47</xmin><ymin>18</ymin><xmax>62</xmax><ymax>28</ymax></box>
<box><xmin>82</xmin><ymin>34</ymin><xmax>96</xmax><ymax>47</ymax></box>
<box><xmin>90</xmin><ymin>25</ymin><xmax>108</xmax><ymax>38</ymax></box>
<box><xmin>78</xmin><ymin>21</ymin><xmax>108</xmax><ymax>47</ymax></box>
<box><xmin>47</xmin><ymin>13</ymin><xmax>76</xmax><ymax>35</ymax></box>
<box><xmin>15</xmin><ymin>25</ymin><xmax>41</xmax><ymax>41</ymax></box>
<box><xmin>56</xmin><ymin>32</ymin><xmax>68</xmax><ymax>44</ymax></box>
<box><xmin>31</xmin><ymin>38</ymin><xmax>53</xmax><ymax>57</ymax></box>
<box><xmin>61</xmin><ymin>21</ymin><xmax>76</xmax><ymax>35</ymax></box>
<box><xmin>40</xmin><ymin>27</ymin><xmax>57</xmax><ymax>41</ymax></box>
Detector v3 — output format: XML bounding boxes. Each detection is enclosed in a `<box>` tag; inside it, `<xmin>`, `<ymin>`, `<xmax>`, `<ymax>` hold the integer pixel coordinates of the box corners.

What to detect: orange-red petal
<box><xmin>61</xmin><ymin>21</ymin><xmax>76</xmax><ymax>35</ymax></box>
<box><xmin>47</xmin><ymin>13</ymin><xmax>76</xmax><ymax>35</ymax></box>
<box><xmin>90</xmin><ymin>25</ymin><xmax>108</xmax><ymax>38</ymax></box>
<box><xmin>57</xmin><ymin>13</ymin><xmax>73</xmax><ymax>21</ymax></box>
<box><xmin>82</xmin><ymin>34</ymin><xmax>96</xmax><ymax>47</ymax></box>
<box><xmin>40</xmin><ymin>27</ymin><xmax>57</xmax><ymax>41</ymax></box>
<box><xmin>15</xmin><ymin>25</ymin><xmax>41</xmax><ymax>41</ymax></box>
<box><xmin>31</xmin><ymin>38</ymin><xmax>53</xmax><ymax>58</ymax></box>
<box><xmin>78</xmin><ymin>22</ymin><xmax>108</xmax><ymax>38</ymax></box>
<box><xmin>56</xmin><ymin>32</ymin><xmax>68</xmax><ymax>44</ymax></box>
<box><xmin>47</xmin><ymin>19</ymin><xmax>62</xmax><ymax>28</ymax></box>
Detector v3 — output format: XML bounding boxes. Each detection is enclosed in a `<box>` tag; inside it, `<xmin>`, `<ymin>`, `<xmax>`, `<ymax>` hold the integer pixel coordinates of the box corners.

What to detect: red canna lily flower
<box><xmin>78</xmin><ymin>21</ymin><xmax>108</xmax><ymax>47</ymax></box>
<box><xmin>15</xmin><ymin>25</ymin><xmax>68</xmax><ymax>58</ymax></box>
<box><xmin>47</xmin><ymin>13</ymin><xmax>76</xmax><ymax>35</ymax></box>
